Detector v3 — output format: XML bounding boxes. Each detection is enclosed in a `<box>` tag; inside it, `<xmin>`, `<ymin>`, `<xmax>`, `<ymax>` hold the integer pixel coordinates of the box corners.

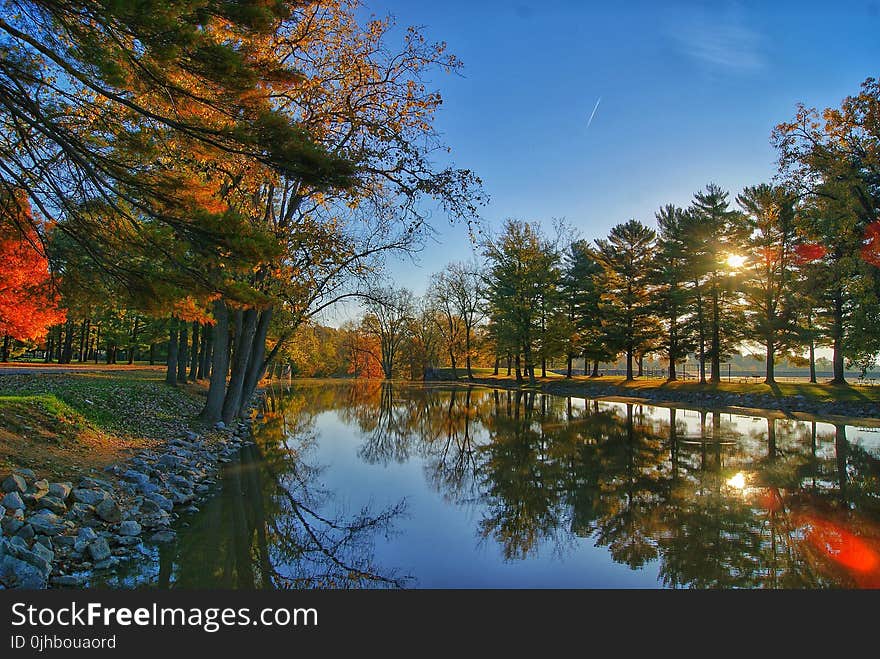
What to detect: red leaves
<box><xmin>861</xmin><ymin>220</ymin><xmax>880</xmax><ymax>268</ymax></box>
<box><xmin>793</xmin><ymin>242</ymin><xmax>827</xmax><ymax>264</ymax></box>
<box><xmin>0</xmin><ymin>223</ymin><xmax>66</xmax><ymax>341</ymax></box>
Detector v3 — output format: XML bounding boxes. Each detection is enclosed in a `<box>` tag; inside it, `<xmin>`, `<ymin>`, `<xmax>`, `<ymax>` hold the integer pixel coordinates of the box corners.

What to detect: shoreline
<box><xmin>441</xmin><ymin>376</ymin><xmax>880</xmax><ymax>427</ymax></box>
<box><xmin>0</xmin><ymin>407</ymin><xmax>260</xmax><ymax>590</ymax></box>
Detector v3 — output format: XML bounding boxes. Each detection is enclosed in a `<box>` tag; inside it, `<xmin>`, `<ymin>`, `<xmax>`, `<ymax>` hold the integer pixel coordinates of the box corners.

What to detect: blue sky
<box><xmin>322</xmin><ymin>0</ymin><xmax>880</xmax><ymax>322</ymax></box>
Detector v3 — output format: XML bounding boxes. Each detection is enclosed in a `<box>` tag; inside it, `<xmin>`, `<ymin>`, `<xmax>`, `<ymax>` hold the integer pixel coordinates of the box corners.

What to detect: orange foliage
<box><xmin>346</xmin><ymin>332</ymin><xmax>383</xmax><ymax>378</ymax></box>
<box><xmin>794</xmin><ymin>242</ymin><xmax>827</xmax><ymax>264</ymax></box>
<box><xmin>861</xmin><ymin>220</ymin><xmax>880</xmax><ymax>268</ymax></box>
<box><xmin>0</xmin><ymin>221</ymin><xmax>66</xmax><ymax>341</ymax></box>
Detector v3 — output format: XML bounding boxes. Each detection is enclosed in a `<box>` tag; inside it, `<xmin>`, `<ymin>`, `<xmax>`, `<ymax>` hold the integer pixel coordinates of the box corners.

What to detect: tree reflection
<box><xmin>106</xmin><ymin>381</ymin><xmax>880</xmax><ymax>589</ymax></box>
<box><xmin>329</xmin><ymin>382</ymin><xmax>880</xmax><ymax>588</ymax></box>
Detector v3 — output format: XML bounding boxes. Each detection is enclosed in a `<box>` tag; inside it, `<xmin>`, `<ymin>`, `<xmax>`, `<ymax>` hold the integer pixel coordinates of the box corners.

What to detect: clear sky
<box><xmin>322</xmin><ymin>0</ymin><xmax>880</xmax><ymax>323</ymax></box>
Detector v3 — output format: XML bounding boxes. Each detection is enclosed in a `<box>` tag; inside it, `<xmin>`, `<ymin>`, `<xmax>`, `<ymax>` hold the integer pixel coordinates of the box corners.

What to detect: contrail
<box><xmin>587</xmin><ymin>97</ymin><xmax>601</xmax><ymax>129</ymax></box>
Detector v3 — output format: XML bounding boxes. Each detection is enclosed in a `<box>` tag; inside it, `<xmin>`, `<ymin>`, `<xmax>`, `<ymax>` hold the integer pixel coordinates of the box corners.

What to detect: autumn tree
<box><xmin>360</xmin><ymin>287</ymin><xmax>415</xmax><ymax>379</ymax></box>
<box><xmin>773</xmin><ymin>77</ymin><xmax>880</xmax><ymax>382</ymax></box>
<box><xmin>0</xmin><ymin>197</ymin><xmax>65</xmax><ymax>360</ymax></box>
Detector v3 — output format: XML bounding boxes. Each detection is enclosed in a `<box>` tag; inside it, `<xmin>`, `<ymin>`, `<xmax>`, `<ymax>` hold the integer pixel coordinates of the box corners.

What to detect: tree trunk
<box><xmin>637</xmin><ymin>353</ymin><xmax>644</xmax><ymax>377</ymax></box>
<box><xmin>667</xmin><ymin>346</ymin><xmax>677</xmax><ymax>381</ymax></box>
<box><xmin>165</xmin><ymin>318</ymin><xmax>179</xmax><ymax>386</ymax></box>
<box><xmin>128</xmin><ymin>317</ymin><xmax>139</xmax><ymax>365</ymax></box>
<box><xmin>808</xmin><ymin>338</ymin><xmax>816</xmax><ymax>383</ymax></box>
<box><xmin>93</xmin><ymin>325</ymin><xmax>100</xmax><ymax>364</ymax></box>
<box><xmin>202</xmin><ymin>324</ymin><xmax>214</xmax><ymax>381</ymax></box>
<box><xmin>189</xmin><ymin>322</ymin><xmax>199</xmax><ymax>381</ymax></box>
<box><xmin>830</xmin><ymin>290</ymin><xmax>845</xmax><ymax>384</ymax></box>
<box><xmin>592</xmin><ymin>359</ymin><xmax>599</xmax><ymax>378</ymax></box>
<box><xmin>201</xmin><ymin>301</ymin><xmax>230</xmax><ymax>423</ymax></box>
<box><xmin>506</xmin><ymin>352</ymin><xmax>512</xmax><ymax>376</ymax></box>
<box><xmin>149</xmin><ymin>343</ymin><xmax>156</xmax><ymax>366</ymax></box>
<box><xmin>515</xmin><ymin>352</ymin><xmax>522</xmax><ymax>382</ymax></box>
<box><xmin>197</xmin><ymin>323</ymin><xmax>209</xmax><ymax>380</ymax></box>
<box><xmin>465</xmin><ymin>331</ymin><xmax>474</xmax><ymax>380</ymax></box>
<box><xmin>764</xmin><ymin>342</ymin><xmax>775</xmax><ymax>384</ymax></box>
<box><xmin>541</xmin><ymin>356</ymin><xmax>546</xmax><ymax>378</ymax></box>
<box><xmin>61</xmin><ymin>319</ymin><xmax>75</xmax><ymax>364</ymax></box>
<box><xmin>176</xmin><ymin>323</ymin><xmax>188</xmax><ymax>383</ymax></box>
<box><xmin>222</xmin><ymin>307</ymin><xmax>258</xmax><ymax>424</ymax></box>
<box><xmin>78</xmin><ymin>319</ymin><xmax>88</xmax><ymax>362</ymax></box>
<box><xmin>1</xmin><ymin>334</ymin><xmax>9</xmax><ymax>362</ymax></box>
<box><xmin>566</xmin><ymin>354</ymin><xmax>572</xmax><ymax>378</ymax></box>
<box><xmin>626</xmin><ymin>344</ymin><xmax>634</xmax><ymax>381</ymax></box>
<box><xmin>238</xmin><ymin>308</ymin><xmax>273</xmax><ymax>417</ymax></box>
<box><xmin>493</xmin><ymin>356</ymin><xmax>499</xmax><ymax>376</ymax></box>
<box><xmin>710</xmin><ymin>284</ymin><xmax>721</xmax><ymax>384</ymax></box>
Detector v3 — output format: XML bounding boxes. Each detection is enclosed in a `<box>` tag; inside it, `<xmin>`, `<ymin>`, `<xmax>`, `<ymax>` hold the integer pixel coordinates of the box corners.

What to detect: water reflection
<box><xmin>102</xmin><ymin>381</ymin><xmax>880</xmax><ymax>588</ymax></box>
<box><xmin>265</xmin><ymin>381</ymin><xmax>880</xmax><ymax>588</ymax></box>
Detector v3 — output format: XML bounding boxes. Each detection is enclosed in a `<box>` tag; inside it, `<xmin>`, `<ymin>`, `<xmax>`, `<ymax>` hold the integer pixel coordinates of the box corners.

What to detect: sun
<box><xmin>726</xmin><ymin>254</ymin><xmax>746</xmax><ymax>269</ymax></box>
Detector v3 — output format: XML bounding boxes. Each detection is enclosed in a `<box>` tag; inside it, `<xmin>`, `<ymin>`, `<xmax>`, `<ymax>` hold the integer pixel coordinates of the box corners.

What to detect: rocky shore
<box><xmin>467</xmin><ymin>377</ymin><xmax>880</xmax><ymax>423</ymax></box>
<box><xmin>0</xmin><ymin>415</ymin><xmax>258</xmax><ymax>589</ymax></box>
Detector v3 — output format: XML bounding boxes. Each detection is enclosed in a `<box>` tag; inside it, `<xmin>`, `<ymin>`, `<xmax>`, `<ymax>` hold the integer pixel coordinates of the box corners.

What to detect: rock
<box><xmin>67</xmin><ymin>503</ymin><xmax>95</xmax><ymax>522</ymax></box>
<box><xmin>87</xmin><ymin>538</ymin><xmax>111</xmax><ymax>562</ymax></box>
<box><xmin>47</xmin><ymin>483</ymin><xmax>72</xmax><ymax>500</ymax></box>
<box><xmin>115</xmin><ymin>536</ymin><xmax>140</xmax><ymax>547</ymax></box>
<box><xmin>0</xmin><ymin>504</ymin><xmax>5</xmax><ymax>518</ymax></box>
<box><xmin>32</xmin><ymin>479</ymin><xmax>49</xmax><ymax>492</ymax></box>
<box><xmin>118</xmin><ymin>520</ymin><xmax>141</xmax><ymax>537</ymax></box>
<box><xmin>38</xmin><ymin>496</ymin><xmax>67</xmax><ymax>515</ymax></box>
<box><xmin>158</xmin><ymin>454</ymin><xmax>182</xmax><ymax>468</ymax></box>
<box><xmin>122</xmin><ymin>469</ymin><xmax>150</xmax><ymax>485</ymax></box>
<box><xmin>7</xmin><ymin>542</ymin><xmax>52</xmax><ymax>575</ymax></box>
<box><xmin>78</xmin><ymin>477</ymin><xmax>113</xmax><ymax>491</ymax></box>
<box><xmin>53</xmin><ymin>536</ymin><xmax>75</xmax><ymax>548</ymax></box>
<box><xmin>185</xmin><ymin>431</ymin><xmax>199</xmax><ymax>441</ymax></box>
<box><xmin>0</xmin><ymin>555</ymin><xmax>47</xmax><ymax>589</ymax></box>
<box><xmin>72</xmin><ymin>489</ymin><xmax>109</xmax><ymax>507</ymax></box>
<box><xmin>149</xmin><ymin>530</ymin><xmax>176</xmax><ymax>544</ymax></box>
<box><xmin>33</xmin><ymin>536</ymin><xmax>52</xmax><ymax>551</ymax></box>
<box><xmin>28</xmin><ymin>511</ymin><xmax>66</xmax><ymax>536</ymax></box>
<box><xmin>146</xmin><ymin>492</ymin><xmax>173</xmax><ymax>513</ymax></box>
<box><xmin>14</xmin><ymin>468</ymin><xmax>36</xmax><ymax>484</ymax></box>
<box><xmin>74</xmin><ymin>528</ymin><xmax>98</xmax><ymax>553</ymax></box>
<box><xmin>1</xmin><ymin>491</ymin><xmax>24</xmax><ymax>511</ymax></box>
<box><xmin>31</xmin><ymin>542</ymin><xmax>54</xmax><ymax>565</ymax></box>
<box><xmin>1</xmin><ymin>474</ymin><xmax>27</xmax><ymax>493</ymax></box>
<box><xmin>214</xmin><ymin>421</ymin><xmax>226</xmax><ymax>430</ymax></box>
<box><xmin>95</xmin><ymin>498</ymin><xmax>122</xmax><ymax>523</ymax></box>
<box><xmin>93</xmin><ymin>557</ymin><xmax>118</xmax><ymax>570</ymax></box>
<box><xmin>1</xmin><ymin>518</ymin><xmax>24</xmax><ymax>536</ymax></box>
<box><xmin>14</xmin><ymin>524</ymin><xmax>34</xmax><ymax>541</ymax></box>
<box><xmin>50</xmin><ymin>574</ymin><xmax>86</xmax><ymax>587</ymax></box>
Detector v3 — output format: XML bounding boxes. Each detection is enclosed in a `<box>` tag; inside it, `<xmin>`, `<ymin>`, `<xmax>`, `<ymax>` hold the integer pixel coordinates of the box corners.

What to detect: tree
<box><xmin>483</xmin><ymin>220</ymin><xmax>558</xmax><ymax>383</ymax></box>
<box><xmin>594</xmin><ymin>220</ymin><xmax>657</xmax><ymax>381</ymax></box>
<box><xmin>428</xmin><ymin>271</ymin><xmax>467</xmax><ymax>379</ymax></box>
<box><xmin>560</xmin><ymin>240</ymin><xmax>606</xmax><ymax>377</ymax></box>
<box><xmin>0</xmin><ymin>208</ymin><xmax>66</xmax><ymax>359</ymax></box>
<box><xmin>652</xmin><ymin>205</ymin><xmax>693</xmax><ymax>381</ymax></box>
<box><xmin>361</xmin><ymin>287</ymin><xmax>415</xmax><ymax>379</ymax></box>
<box><xmin>736</xmin><ymin>184</ymin><xmax>800</xmax><ymax>384</ymax></box>
<box><xmin>444</xmin><ymin>262</ymin><xmax>486</xmax><ymax>380</ymax></box>
<box><xmin>686</xmin><ymin>184</ymin><xmax>747</xmax><ymax>383</ymax></box>
<box><xmin>773</xmin><ymin>78</ymin><xmax>880</xmax><ymax>383</ymax></box>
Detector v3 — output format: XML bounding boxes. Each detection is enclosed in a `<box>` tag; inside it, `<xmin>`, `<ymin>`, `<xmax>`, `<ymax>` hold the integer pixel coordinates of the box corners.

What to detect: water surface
<box><xmin>105</xmin><ymin>381</ymin><xmax>880</xmax><ymax>588</ymax></box>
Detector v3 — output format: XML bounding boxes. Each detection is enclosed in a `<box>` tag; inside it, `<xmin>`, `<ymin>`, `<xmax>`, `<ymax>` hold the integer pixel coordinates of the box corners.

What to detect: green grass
<box><xmin>0</xmin><ymin>394</ymin><xmax>86</xmax><ymax>433</ymax></box>
<box><xmin>0</xmin><ymin>370</ymin><xmax>206</xmax><ymax>439</ymax></box>
<box><xmin>432</xmin><ymin>370</ymin><xmax>880</xmax><ymax>404</ymax></box>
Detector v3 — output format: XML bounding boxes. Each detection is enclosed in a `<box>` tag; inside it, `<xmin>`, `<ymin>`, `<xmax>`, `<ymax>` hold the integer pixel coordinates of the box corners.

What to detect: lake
<box><xmin>103</xmin><ymin>380</ymin><xmax>880</xmax><ymax>589</ymax></box>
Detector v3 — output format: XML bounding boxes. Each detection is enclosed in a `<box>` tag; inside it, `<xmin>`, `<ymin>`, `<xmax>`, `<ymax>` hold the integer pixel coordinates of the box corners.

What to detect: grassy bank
<box><xmin>431</xmin><ymin>368</ymin><xmax>880</xmax><ymax>402</ymax></box>
<box><xmin>0</xmin><ymin>370</ymin><xmax>207</xmax><ymax>480</ymax></box>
